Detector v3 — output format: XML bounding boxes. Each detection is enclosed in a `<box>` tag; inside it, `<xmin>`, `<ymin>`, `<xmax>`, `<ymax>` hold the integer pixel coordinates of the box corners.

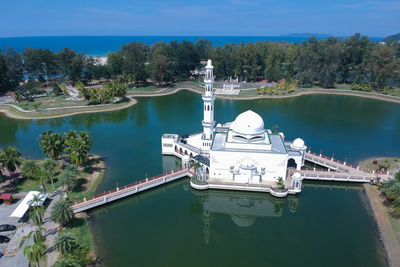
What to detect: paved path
<box><xmin>44</xmin><ymin>192</ymin><xmax>61</xmax><ymax>267</ymax></box>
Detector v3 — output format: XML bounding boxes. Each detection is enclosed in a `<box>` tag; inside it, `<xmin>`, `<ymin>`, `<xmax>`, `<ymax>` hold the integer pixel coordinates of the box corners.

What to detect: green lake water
<box><xmin>1</xmin><ymin>91</ymin><xmax>400</xmax><ymax>266</ymax></box>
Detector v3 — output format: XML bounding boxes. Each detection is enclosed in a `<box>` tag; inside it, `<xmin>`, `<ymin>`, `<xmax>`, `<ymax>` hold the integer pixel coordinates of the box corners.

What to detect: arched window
<box><xmin>211</xmin><ymin>106</ymin><xmax>213</xmax><ymax>111</ymax></box>
<box><xmin>207</xmin><ymin>105</ymin><xmax>210</xmax><ymax>111</ymax></box>
<box><xmin>204</xmin><ymin>105</ymin><xmax>206</xmax><ymax>111</ymax></box>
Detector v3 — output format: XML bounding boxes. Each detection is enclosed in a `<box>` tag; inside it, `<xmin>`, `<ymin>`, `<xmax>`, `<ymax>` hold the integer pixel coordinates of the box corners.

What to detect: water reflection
<box><xmin>191</xmin><ymin>189</ymin><xmax>300</xmax><ymax>244</ymax></box>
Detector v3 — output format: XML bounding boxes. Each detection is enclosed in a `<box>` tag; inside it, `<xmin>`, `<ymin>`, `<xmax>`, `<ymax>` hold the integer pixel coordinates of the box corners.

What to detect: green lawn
<box><xmin>2</xmin><ymin>156</ymin><xmax>105</xmax><ymax>199</ymax></box>
<box><xmin>60</xmin><ymin>217</ymin><xmax>93</xmax><ymax>252</ymax></box>
<box><xmin>13</xmin><ymin>95</ymin><xmax>89</xmax><ymax>111</ymax></box>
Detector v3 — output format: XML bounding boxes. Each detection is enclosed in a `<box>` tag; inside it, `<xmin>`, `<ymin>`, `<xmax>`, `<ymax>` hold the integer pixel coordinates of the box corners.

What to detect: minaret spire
<box><xmin>201</xmin><ymin>59</ymin><xmax>215</xmax><ymax>153</ymax></box>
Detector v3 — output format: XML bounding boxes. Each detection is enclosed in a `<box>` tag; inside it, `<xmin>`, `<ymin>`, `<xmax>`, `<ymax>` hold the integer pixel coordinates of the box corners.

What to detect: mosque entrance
<box><xmin>288</xmin><ymin>158</ymin><xmax>297</xmax><ymax>169</ymax></box>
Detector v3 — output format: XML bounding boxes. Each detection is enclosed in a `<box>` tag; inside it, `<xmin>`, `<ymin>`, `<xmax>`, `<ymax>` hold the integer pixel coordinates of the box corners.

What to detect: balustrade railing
<box><xmin>72</xmin><ymin>168</ymin><xmax>187</xmax><ymax>207</ymax></box>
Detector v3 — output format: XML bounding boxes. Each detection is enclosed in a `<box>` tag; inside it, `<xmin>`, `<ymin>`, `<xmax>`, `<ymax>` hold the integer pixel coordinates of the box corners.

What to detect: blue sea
<box><xmin>0</xmin><ymin>36</ymin><xmax>383</xmax><ymax>56</ymax></box>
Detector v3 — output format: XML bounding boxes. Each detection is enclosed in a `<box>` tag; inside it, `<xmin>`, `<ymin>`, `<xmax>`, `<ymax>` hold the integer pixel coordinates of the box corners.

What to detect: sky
<box><xmin>1</xmin><ymin>0</ymin><xmax>399</xmax><ymax>37</ymax></box>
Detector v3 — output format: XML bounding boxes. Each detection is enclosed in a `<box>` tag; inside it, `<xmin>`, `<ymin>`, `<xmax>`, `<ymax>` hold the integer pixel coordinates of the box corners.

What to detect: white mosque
<box><xmin>162</xmin><ymin>60</ymin><xmax>306</xmax><ymax>196</ymax></box>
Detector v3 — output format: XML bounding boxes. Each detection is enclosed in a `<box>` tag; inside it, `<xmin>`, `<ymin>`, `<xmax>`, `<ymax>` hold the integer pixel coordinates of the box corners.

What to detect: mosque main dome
<box><xmin>230</xmin><ymin>110</ymin><xmax>265</xmax><ymax>136</ymax></box>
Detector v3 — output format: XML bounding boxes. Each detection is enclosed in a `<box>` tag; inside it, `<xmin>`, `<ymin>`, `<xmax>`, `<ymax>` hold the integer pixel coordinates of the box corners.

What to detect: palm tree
<box><xmin>27</xmin><ymin>226</ymin><xmax>46</xmax><ymax>243</ymax></box>
<box><xmin>42</xmin><ymin>158</ymin><xmax>58</xmax><ymax>188</ymax></box>
<box><xmin>54</xmin><ymin>232</ymin><xmax>78</xmax><ymax>255</ymax></box>
<box><xmin>50</xmin><ymin>199</ymin><xmax>74</xmax><ymax>226</ymax></box>
<box><xmin>38</xmin><ymin>131</ymin><xmax>64</xmax><ymax>160</ymax></box>
<box><xmin>23</xmin><ymin>242</ymin><xmax>45</xmax><ymax>267</ymax></box>
<box><xmin>64</xmin><ymin>137</ymin><xmax>90</xmax><ymax>166</ymax></box>
<box><xmin>53</xmin><ymin>255</ymin><xmax>80</xmax><ymax>267</ymax></box>
<box><xmin>21</xmin><ymin>160</ymin><xmax>40</xmax><ymax>180</ymax></box>
<box><xmin>0</xmin><ymin>146</ymin><xmax>22</xmax><ymax>181</ymax></box>
<box><xmin>34</xmin><ymin>167</ymin><xmax>48</xmax><ymax>194</ymax></box>
<box><xmin>63</xmin><ymin>130</ymin><xmax>77</xmax><ymax>142</ymax></box>
<box><xmin>59</xmin><ymin>167</ymin><xmax>78</xmax><ymax>192</ymax></box>
<box><xmin>28</xmin><ymin>206</ymin><xmax>45</xmax><ymax>226</ymax></box>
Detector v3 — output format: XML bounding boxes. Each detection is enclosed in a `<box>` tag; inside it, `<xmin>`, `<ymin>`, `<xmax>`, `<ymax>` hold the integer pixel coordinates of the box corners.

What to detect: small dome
<box><xmin>292</xmin><ymin>172</ymin><xmax>302</xmax><ymax>180</ymax></box>
<box><xmin>230</xmin><ymin>110</ymin><xmax>265</xmax><ymax>136</ymax></box>
<box><xmin>291</xmin><ymin>138</ymin><xmax>305</xmax><ymax>150</ymax></box>
<box><xmin>206</xmin><ymin>59</ymin><xmax>213</xmax><ymax>69</ymax></box>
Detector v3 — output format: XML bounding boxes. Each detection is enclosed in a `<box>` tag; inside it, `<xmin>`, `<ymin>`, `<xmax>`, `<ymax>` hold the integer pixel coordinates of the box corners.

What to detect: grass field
<box><xmin>60</xmin><ymin>216</ymin><xmax>94</xmax><ymax>252</ymax></box>
<box><xmin>359</xmin><ymin>157</ymin><xmax>400</xmax><ymax>173</ymax></box>
<box><xmin>14</xmin><ymin>95</ymin><xmax>89</xmax><ymax>111</ymax></box>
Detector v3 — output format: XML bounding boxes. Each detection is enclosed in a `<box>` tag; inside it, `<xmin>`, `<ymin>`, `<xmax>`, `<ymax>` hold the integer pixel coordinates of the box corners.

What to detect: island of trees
<box><xmin>0</xmin><ymin>33</ymin><xmax>399</xmax><ymax>99</ymax></box>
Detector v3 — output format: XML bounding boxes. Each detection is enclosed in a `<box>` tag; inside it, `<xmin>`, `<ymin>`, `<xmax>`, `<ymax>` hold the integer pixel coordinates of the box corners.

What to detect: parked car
<box><xmin>0</xmin><ymin>224</ymin><xmax>16</xmax><ymax>232</ymax></box>
<box><xmin>0</xmin><ymin>236</ymin><xmax>9</xmax><ymax>243</ymax></box>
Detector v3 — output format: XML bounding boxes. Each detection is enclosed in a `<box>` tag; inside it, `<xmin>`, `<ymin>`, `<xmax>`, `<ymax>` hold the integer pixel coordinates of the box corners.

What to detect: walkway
<box><xmin>44</xmin><ymin>192</ymin><xmax>62</xmax><ymax>267</ymax></box>
<box><xmin>71</xmin><ymin>169</ymin><xmax>190</xmax><ymax>213</ymax></box>
<box><xmin>304</xmin><ymin>151</ymin><xmax>393</xmax><ymax>181</ymax></box>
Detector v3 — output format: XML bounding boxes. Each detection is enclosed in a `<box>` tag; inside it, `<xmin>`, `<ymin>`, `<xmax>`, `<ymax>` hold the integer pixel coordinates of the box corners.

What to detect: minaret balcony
<box><xmin>202</xmin><ymin>120</ymin><xmax>215</xmax><ymax>127</ymax></box>
<box><xmin>202</xmin><ymin>95</ymin><xmax>215</xmax><ymax>101</ymax></box>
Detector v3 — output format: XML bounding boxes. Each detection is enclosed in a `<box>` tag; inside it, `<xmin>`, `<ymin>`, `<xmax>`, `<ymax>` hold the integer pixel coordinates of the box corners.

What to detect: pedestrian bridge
<box><xmin>71</xmin><ymin>169</ymin><xmax>191</xmax><ymax>213</ymax></box>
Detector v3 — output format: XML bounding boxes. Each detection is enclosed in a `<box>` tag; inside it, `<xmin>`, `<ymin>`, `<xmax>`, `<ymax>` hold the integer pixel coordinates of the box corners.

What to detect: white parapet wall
<box><xmin>190</xmin><ymin>180</ymin><xmax>300</xmax><ymax>198</ymax></box>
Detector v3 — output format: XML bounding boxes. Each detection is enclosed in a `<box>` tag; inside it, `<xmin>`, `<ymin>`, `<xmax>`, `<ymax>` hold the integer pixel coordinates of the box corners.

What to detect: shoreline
<box><xmin>0</xmin><ymin>96</ymin><xmax>137</xmax><ymax>120</ymax></box>
<box><xmin>364</xmin><ymin>184</ymin><xmax>400</xmax><ymax>267</ymax></box>
<box><xmin>0</xmin><ymin>87</ymin><xmax>399</xmax><ymax>121</ymax></box>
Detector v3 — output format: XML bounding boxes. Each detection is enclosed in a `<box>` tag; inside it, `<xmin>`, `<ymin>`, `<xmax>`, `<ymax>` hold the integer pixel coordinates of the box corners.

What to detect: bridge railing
<box><xmin>72</xmin><ymin>168</ymin><xmax>186</xmax><ymax>206</ymax></box>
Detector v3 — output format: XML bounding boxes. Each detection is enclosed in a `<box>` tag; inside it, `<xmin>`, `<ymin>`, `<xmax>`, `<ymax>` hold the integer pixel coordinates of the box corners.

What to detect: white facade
<box><xmin>209</xmin><ymin>110</ymin><xmax>292</xmax><ymax>183</ymax></box>
<box><xmin>161</xmin><ymin>58</ymin><xmax>307</xmax><ymax>190</ymax></box>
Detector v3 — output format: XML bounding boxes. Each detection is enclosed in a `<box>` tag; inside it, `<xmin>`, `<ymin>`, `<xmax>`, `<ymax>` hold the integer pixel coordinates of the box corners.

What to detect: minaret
<box><xmin>201</xmin><ymin>59</ymin><xmax>215</xmax><ymax>153</ymax></box>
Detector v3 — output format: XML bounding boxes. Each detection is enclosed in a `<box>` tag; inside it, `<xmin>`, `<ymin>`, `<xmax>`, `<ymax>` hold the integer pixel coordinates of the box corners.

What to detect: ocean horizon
<box><xmin>0</xmin><ymin>35</ymin><xmax>383</xmax><ymax>57</ymax></box>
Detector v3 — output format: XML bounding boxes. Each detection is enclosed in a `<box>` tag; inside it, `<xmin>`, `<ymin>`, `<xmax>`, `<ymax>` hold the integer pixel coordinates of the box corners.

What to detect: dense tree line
<box><xmin>0</xmin><ymin>34</ymin><xmax>399</xmax><ymax>94</ymax></box>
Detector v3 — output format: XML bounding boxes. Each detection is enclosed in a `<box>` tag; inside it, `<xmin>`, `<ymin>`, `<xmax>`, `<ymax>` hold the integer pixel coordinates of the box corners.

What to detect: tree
<box><xmin>54</xmin><ymin>232</ymin><xmax>78</xmax><ymax>255</ymax></box>
<box><xmin>23</xmin><ymin>47</ymin><xmax>58</xmax><ymax>79</ymax></box>
<box><xmin>34</xmin><ymin>167</ymin><xmax>49</xmax><ymax>193</ymax></box>
<box><xmin>195</xmin><ymin>39</ymin><xmax>213</xmax><ymax>60</ymax></box>
<box><xmin>59</xmin><ymin>165</ymin><xmax>79</xmax><ymax>192</ymax></box>
<box><xmin>51</xmin><ymin>199</ymin><xmax>74</xmax><ymax>225</ymax></box>
<box><xmin>121</xmin><ymin>42</ymin><xmax>148</xmax><ymax>83</ymax></box>
<box><xmin>318</xmin><ymin>37</ymin><xmax>340</xmax><ymax>88</ymax></box>
<box><xmin>176</xmin><ymin>41</ymin><xmax>200</xmax><ymax>79</ymax></box>
<box><xmin>369</xmin><ymin>45</ymin><xmax>398</xmax><ymax>89</ymax></box>
<box><xmin>22</xmin><ymin>160</ymin><xmax>40</xmax><ymax>180</ymax></box>
<box><xmin>64</xmin><ymin>131</ymin><xmax>92</xmax><ymax>166</ymax></box>
<box><xmin>24</xmin><ymin>242</ymin><xmax>46</xmax><ymax>267</ymax></box>
<box><xmin>0</xmin><ymin>53</ymin><xmax>9</xmax><ymax>93</ymax></box>
<box><xmin>56</xmin><ymin>48</ymin><xmax>85</xmax><ymax>82</ymax></box>
<box><xmin>285</xmin><ymin>44</ymin><xmax>297</xmax><ymax>79</ymax></box>
<box><xmin>28</xmin><ymin>195</ymin><xmax>45</xmax><ymax>226</ymax></box>
<box><xmin>107</xmin><ymin>51</ymin><xmax>123</xmax><ymax>78</ymax></box>
<box><xmin>39</xmin><ymin>131</ymin><xmax>64</xmax><ymax>160</ymax></box>
<box><xmin>151</xmin><ymin>54</ymin><xmax>169</xmax><ymax>86</ymax></box>
<box><xmin>276</xmin><ymin>177</ymin><xmax>285</xmax><ymax>190</ymax></box>
<box><xmin>4</xmin><ymin>47</ymin><xmax>23</xmax><ymax>90</ymax></box>
<box><xmin>42</xmin><ymin>158</ymin><xmax>58</xmax><ymax>188</ymax></box>
<box><xmin>27</xmin><ymin>226</ymin><xmax>46</xmax><ymax>243</ymax></box>
<box><xmin>29</xmin><ymin>206</ymin><xmax>45</xmax><ymax>226</ymax></box>
<box><xmin>53</xmin><ymin>256</ymin><xmax>81</xmax><ymax>267</ymax></box>
<box><xmin>0</xmin><ymin>146</ymin><xmax>22</xmax><ymax>175</ymax></box>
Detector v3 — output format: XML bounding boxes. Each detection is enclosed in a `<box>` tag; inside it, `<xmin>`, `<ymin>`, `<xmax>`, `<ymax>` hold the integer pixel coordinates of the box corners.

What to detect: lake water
<box><xmin>0</xmin><ymin>92</ymin><xmax>399</xmax><ymax>266</ymax></box>
<box><xmin>0</xmin><ymin>36</ymin><xmax>383</xmax><ymax>56</ymax></box>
